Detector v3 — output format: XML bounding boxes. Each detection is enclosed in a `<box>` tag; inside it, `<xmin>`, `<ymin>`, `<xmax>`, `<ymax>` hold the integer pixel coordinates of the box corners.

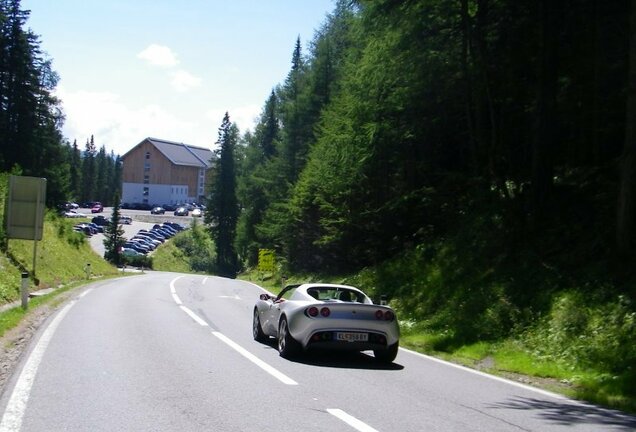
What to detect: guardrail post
<box><xmin>21</xmin><ymin>272</ymin><xmax>29</xmax><ymax>310</ymax></box>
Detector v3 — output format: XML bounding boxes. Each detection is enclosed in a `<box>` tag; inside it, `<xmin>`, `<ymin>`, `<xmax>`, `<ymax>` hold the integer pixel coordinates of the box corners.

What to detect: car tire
<box><xmin>253</xmin><ymin>309</ymin><xmax>268</xmax><ymax>342</ymax></box>
<box><xmin>374</xmin><ymin>342</ymin><xmax>399</xmax><ymax>364</ymax></box>
<box><xmin>278</xmin><ymin>317</ymin><xmax>300</xmax><ymax>358</ymax></box>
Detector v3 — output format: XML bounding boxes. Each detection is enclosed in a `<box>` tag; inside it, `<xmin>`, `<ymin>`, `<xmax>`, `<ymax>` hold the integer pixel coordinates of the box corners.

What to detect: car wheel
<box><xmin>253</xmin><ymin>309</ymin><xmax>268</xmax><ymax>342</ymax></box>
<box><xmin>374</xmin><ymin>342</ymin><xmax>399</xmax><ymax>364</ymax></box>
<box><xmin>277</xmin><ymin>317</ymin><xmax>300</xmax><ymax>358</ymax></box>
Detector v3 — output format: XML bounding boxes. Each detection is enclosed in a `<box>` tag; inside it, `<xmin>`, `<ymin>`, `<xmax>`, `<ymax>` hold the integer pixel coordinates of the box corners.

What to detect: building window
<box><xmin>144</xmin><ymin>162</ymin><xmax>150</xmax><ymax>171</ymax></box>
<box><xmin>145</xmin><ymin>152</ymin><xmax>150</xmax><ymax>159</ymax></box>
<box><xmin>143</xmin><ymin>187</ymin><xmax>149</xmax><ymax>196</ymax></box>
<box><xmin>144</xmin><ymin>175</ymin><xmax>149</xmax><ymax>184</ymax></box>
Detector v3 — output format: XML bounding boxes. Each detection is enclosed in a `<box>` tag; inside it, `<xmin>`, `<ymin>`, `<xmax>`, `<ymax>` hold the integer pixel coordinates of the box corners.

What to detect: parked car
<box><xmin>124</xmin><ymin>242</ymin><xmax>148</xmax><ymax>254</ymax></box>
<box><xmin>163</xmin><ymin>222</ymin><xmax>184</xmax><ymax>231</ymax></box>
<box><xmin>174</xmin><ymin>207</ymin><xmax>189</xmax><ymax>216</ymax></box>
<box><xmin>155</xmin><ymin>224</ymin><xmax>177</xmax><ymax>236</ymax></box>
<box><xmin>137</xmin><ymin>231</ymin><xmax>164</xmax><ymax>243</ymax></box>
<box><xmin>253</xmin><ymin>283</ymin><xmax>400</xmax><ymax>363</ymax></box>
<box><xmin>88</xmin><ymin>223</ymin><xmax>103</xmax><ymax>233</ymax></box>
<box><xmin>62</xmin><ymin>210</ymin><xmax>85</xmax><ymax>218</ymax></box>
<box><xmin>91</xmin><ymin>202</ymin><xmax>104</xmax><ymax>213</ymax></box>
<box><xmin>129</xmin><ymin>239</ymin><xmax>152</xmax><ymax>253</ymax></box>
<box><xmin>151</xmin><ymin>206</ymin><xmax>165</xmax><ymax>215</ymax></box>
<box><xmin>92</xmin><ymin>216</ymin><xmax>109</xmax><ymax>226</ymax></box>
<box><xmin>121</xmin><ymin>248</ymin><xmax>143</xmax><ymax>257</ymax></box>
<box><xmin>191</xmin><ymin>208</ymin><xmax>202</xmax><ymax>217</ymax></box>
<box><xmin>133</xmin><ymin>236</ymin><xmax>160</xmax><ymax>249</ymax></box>
<box><xmin>120</xmin><ymin>216</ymin><xmax>132</xmax><ymax>224</ymax></box>
<box><xmin>152</xmin><ymin>227</ymin><xmax>173</xmax><ymax>237</ymax></box>
<box><xmin>74</xmin><ymin>223</ymin><xmax>96</xmax><ymax>236</ymax></box>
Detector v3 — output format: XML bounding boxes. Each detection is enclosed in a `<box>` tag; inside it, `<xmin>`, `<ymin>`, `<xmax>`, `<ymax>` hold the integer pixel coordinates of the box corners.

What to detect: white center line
<box><xmin>327</xmin><ymin>409</ymin><xmax>379</xmax><ymax>432</ymax></box>
<box><xmin>180</xmin><ymin>305</ymin><xmax>208</xmax><ymax>326</ymax></box>
<box><xmin>170</xmin><ymin>276</ymin><xmax>298</xmax><ymax>386</ymax></box>
<box><xmin>170</xmin><ymin>276</ymin><xmax>184</xmax><ymax>305</ymax></box>
<box><xmin>212</xmin><ymin>331</ymin><xmax>298</xmax><ymax>386</ymax></box>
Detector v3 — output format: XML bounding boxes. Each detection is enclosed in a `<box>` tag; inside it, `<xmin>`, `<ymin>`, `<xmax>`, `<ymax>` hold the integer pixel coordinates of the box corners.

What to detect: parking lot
<box><xmin>83</xmin><ymin>207</ymin><xmax>193</xmax><ymax>258</ymax></box>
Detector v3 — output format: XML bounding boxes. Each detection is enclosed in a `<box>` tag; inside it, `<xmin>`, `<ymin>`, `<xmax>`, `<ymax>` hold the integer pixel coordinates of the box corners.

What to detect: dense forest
<box><xmin>237</xmin><ymin>0</ymin><xmax>635</xmax><ymax>281</ymax></box>
<box><xmin>0</xmin><ymin>0</ymin><xmax>121</xmax><ymax>207</ymax></box>
<box><xmin>228</xmin><ymin>0</ymin><xmax>636</xmax><ymax>404</ymax></box>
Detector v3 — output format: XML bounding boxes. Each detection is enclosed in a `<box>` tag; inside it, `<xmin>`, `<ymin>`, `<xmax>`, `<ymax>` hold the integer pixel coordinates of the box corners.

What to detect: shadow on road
<box><xmin>256</xmin><ymin>338</ymin><xmax>404</xmax><ymax>371</ymax></box>
<box><xmin>488</xmin><ymin>396</ymin><xmax>636</xmax><ymax>430</ymax></box>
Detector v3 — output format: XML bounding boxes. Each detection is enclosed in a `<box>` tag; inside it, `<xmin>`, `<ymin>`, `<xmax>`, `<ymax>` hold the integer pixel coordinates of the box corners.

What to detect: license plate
<box><xmin>336</xmin><ymin>332</ymin><xmax>368</xmax><ymax>342</ymax></box>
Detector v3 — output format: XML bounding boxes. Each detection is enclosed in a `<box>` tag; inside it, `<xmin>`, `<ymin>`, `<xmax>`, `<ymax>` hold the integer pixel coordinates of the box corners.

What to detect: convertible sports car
<box><xmin>253</xmin><ymin>283</ymin><xmax>400</xmax><ymax>363</ymax></box>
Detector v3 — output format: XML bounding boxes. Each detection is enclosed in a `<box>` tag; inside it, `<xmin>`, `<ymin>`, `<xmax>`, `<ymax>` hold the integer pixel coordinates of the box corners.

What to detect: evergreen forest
<box><xmin>0</xmin><ymin>0</ymin><xmax>121</xmax><ymax>208</ymax></box>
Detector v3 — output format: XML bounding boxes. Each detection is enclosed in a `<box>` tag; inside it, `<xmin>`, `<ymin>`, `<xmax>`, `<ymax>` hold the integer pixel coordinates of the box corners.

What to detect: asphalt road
<box><xmin>0</xmin><ymin>273</ymin><xmax>634</xmax><ymax>431</ymax></box>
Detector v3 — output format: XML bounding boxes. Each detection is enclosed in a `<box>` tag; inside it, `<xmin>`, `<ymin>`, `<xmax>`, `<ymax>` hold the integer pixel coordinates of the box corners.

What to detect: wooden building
<box><xmin>121</xmin><ymin>137</ymin><xmax>215</xmax><ymax>207</ymax></box>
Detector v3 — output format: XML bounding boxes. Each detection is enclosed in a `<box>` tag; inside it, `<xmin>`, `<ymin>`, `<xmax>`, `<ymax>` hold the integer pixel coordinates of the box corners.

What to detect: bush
<box><xmin>524</xmin><ymin>292</ymin><xmax>636</xmax><ymax>373</ymax></box>
<box><xmin>123</xmin><ymin>255</ymin><xmax>152</xmax><ymax>269</ymax></box>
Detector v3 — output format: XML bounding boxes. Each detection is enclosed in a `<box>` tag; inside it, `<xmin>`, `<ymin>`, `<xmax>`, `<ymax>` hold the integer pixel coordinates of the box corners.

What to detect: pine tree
<box><xmin>69</xmin><ymin>139</ymin><xmax>81</xmax><ymax>200</ymax></box>
<box><xmin>102</xmin><ymin>192</ymin><xmax>126</xmax><ymax>266</ymax></box>
<box><xmin>206</xmin><ymin>112</ymin><xmax>239</xmax><ymax>277</ymax></box>
<box><xmin>81</xmin><ymin>135</ymin><xmax>97</xmax><ymax>203</ymax></box>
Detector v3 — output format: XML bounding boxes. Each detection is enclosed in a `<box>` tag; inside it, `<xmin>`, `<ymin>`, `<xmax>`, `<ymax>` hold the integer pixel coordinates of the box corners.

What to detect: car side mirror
<box><xmin>260</xmin><ymin>293</ymin><xmax>271</xmax><ymax>301</ymax></box>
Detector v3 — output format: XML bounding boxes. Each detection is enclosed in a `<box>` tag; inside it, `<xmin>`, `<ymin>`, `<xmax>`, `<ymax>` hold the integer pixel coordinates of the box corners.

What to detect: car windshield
<box><xmin>275</xmin><ymin>285</ymin><xmax>299</xmax><ymax>301</ymax></box>
<box><xmin>307</xmin><ymin>287</ymin><xmax>366</xmax><ymax>303</ymax></box>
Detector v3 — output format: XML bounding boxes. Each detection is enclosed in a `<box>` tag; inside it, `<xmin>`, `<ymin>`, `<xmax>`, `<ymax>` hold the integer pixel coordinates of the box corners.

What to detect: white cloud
<box><xmin>137</xmin><ymin>44</ymin><xmax>179</xmax><ymax>68</ymax></box>
<box><xmin>171</xmin><ymin>70</ymin><xmax>202</xmax><ymax>92</ymax></box>
<box><xmin>55</xmin><ymin>86</ymin><xmax>213</xmax><ymax>156</ymax></box>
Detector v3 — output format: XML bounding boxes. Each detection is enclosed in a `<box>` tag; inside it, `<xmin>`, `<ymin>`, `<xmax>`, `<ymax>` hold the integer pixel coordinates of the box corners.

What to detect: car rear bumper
<box><xmin>305</xmin><ymin>330</ymin><xmax>391</xmax><ymax>351</ymax></box>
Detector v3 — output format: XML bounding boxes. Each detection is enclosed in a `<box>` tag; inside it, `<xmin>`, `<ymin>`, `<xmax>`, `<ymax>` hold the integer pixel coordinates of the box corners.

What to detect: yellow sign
<box><xmin>257</xmin><ymin>249</ymin><xmax>276</xmax><ymax>272</ymax></box>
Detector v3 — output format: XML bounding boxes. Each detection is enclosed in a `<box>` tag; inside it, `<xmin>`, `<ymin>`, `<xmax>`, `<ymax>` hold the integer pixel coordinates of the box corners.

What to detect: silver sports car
<box><xmin>253</xmin><ymin>283</ymin><xmax>400</xmax><ymax>363</ymax></box>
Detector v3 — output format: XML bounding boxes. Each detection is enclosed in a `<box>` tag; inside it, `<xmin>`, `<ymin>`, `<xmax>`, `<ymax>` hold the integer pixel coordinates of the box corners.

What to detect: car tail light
<box><xmin>307</xmin><ymin>306</ymin><xmax>319</xmax><ymax>317</ymax></box>
<box><xmin>375</xmin><ymin>309</ymin><xmax>395</xmax><ymax>321</ymax></box>
<box><xmin>320</xmin><ymin>307</ymin><xmax>331</xmax><ymax>317</ymax></box>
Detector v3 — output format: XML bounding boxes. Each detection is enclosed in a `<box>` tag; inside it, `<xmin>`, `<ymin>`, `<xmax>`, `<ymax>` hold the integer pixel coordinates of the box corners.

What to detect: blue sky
<box><xmin>21</xmin><ymin>0</ymin><xmax>335</xmax><ymax>156</ymax></box>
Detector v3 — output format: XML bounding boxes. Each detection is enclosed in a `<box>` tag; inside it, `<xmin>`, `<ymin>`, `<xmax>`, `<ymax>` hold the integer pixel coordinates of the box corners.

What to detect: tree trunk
<box><xmin>617</xmin><ymin>0</ymin><xmax>636</xmax><ymax>255</ymax></box>
<box><xmin>532</xmin><ymin>0</ymin><xmax>558</xmax><ymax>224</ymax></box>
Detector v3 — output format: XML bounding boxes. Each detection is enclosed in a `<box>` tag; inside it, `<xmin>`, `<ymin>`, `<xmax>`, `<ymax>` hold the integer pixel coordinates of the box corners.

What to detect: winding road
<box><xmin>0</xmin><ymin>273</ymin><xmax>634</xmax><ymax>431</ymax></box>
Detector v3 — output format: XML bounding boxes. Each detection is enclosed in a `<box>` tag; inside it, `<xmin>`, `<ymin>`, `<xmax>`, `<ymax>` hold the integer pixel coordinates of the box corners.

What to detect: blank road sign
<box><xmin>5</xmin><ymin>176</ymin><xmax>47</xmax><ymax>241</ymax></box>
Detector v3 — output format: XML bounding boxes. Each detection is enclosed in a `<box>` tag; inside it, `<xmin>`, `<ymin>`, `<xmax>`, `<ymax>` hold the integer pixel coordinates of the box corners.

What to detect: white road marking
<box><xmin>0</xmin><ymin>300</ymin><xmax>78</xmax><ymax>432</ymax></box>
<box><xmin>180</xmin><ymin>305</ymin><xmax>208</xmax><ymax>326</ymax></box>
<box><xmin>212</xmin><ymin>331</ymin><xmax>298</xmax><ymax>386</ymax></box>
<box><xmin>170</xmin><ymin>276</ymin><xmax>184</xmax><ymax>305</ymax></box>
<box><xmin>327</xmin><ymin>409</ymin><xmax>379</xmax><ymax>432</ymax></box>
<box><xmin>170</xmin><ymin>276</ymin><xmax>298</xmax><ymax>386</ymax></box>
<box><xmin>218</xmin><ymin>295</ymin><xmax>241</xmax><ymax>300</ymax></box>
<box><xmin>202</xmin><ymin>277</ymin><xmax>208</xmax><ymax>285</ymax></box>
<box><xmin>401</xmin><ymin>348</ymin><xmax>566</xmax><ymax>400</ymax></box>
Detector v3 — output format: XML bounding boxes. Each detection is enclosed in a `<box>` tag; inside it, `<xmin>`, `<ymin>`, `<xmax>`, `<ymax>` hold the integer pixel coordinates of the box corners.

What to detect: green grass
<box><xmin>151</xmin><ymin>241</ymin><xmax>193</xmax><ymax>273</ymax></box>
<box><xmin>0</xmin><ymin>213</ymin><xmax>119</xmax><ymax>303</ymax></box>
<box><xmin>399</xmin><ymin>331</ymin><xmax>636</xmax><ymax>413</ymax></box>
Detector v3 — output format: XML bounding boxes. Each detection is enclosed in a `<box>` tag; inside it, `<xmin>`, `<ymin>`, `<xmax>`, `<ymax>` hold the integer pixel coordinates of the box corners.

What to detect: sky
<box><xmin>21</xmin><ymin>0</ymin><xmax>335</xmax><ymax>156</ymax></box>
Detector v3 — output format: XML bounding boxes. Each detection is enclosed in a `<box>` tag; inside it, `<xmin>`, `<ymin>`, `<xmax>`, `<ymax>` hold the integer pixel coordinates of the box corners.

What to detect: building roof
<box><xmin>123</xmin><ymin>137</ymin><xmax>216</xmax><ymax>168</ymax></box>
